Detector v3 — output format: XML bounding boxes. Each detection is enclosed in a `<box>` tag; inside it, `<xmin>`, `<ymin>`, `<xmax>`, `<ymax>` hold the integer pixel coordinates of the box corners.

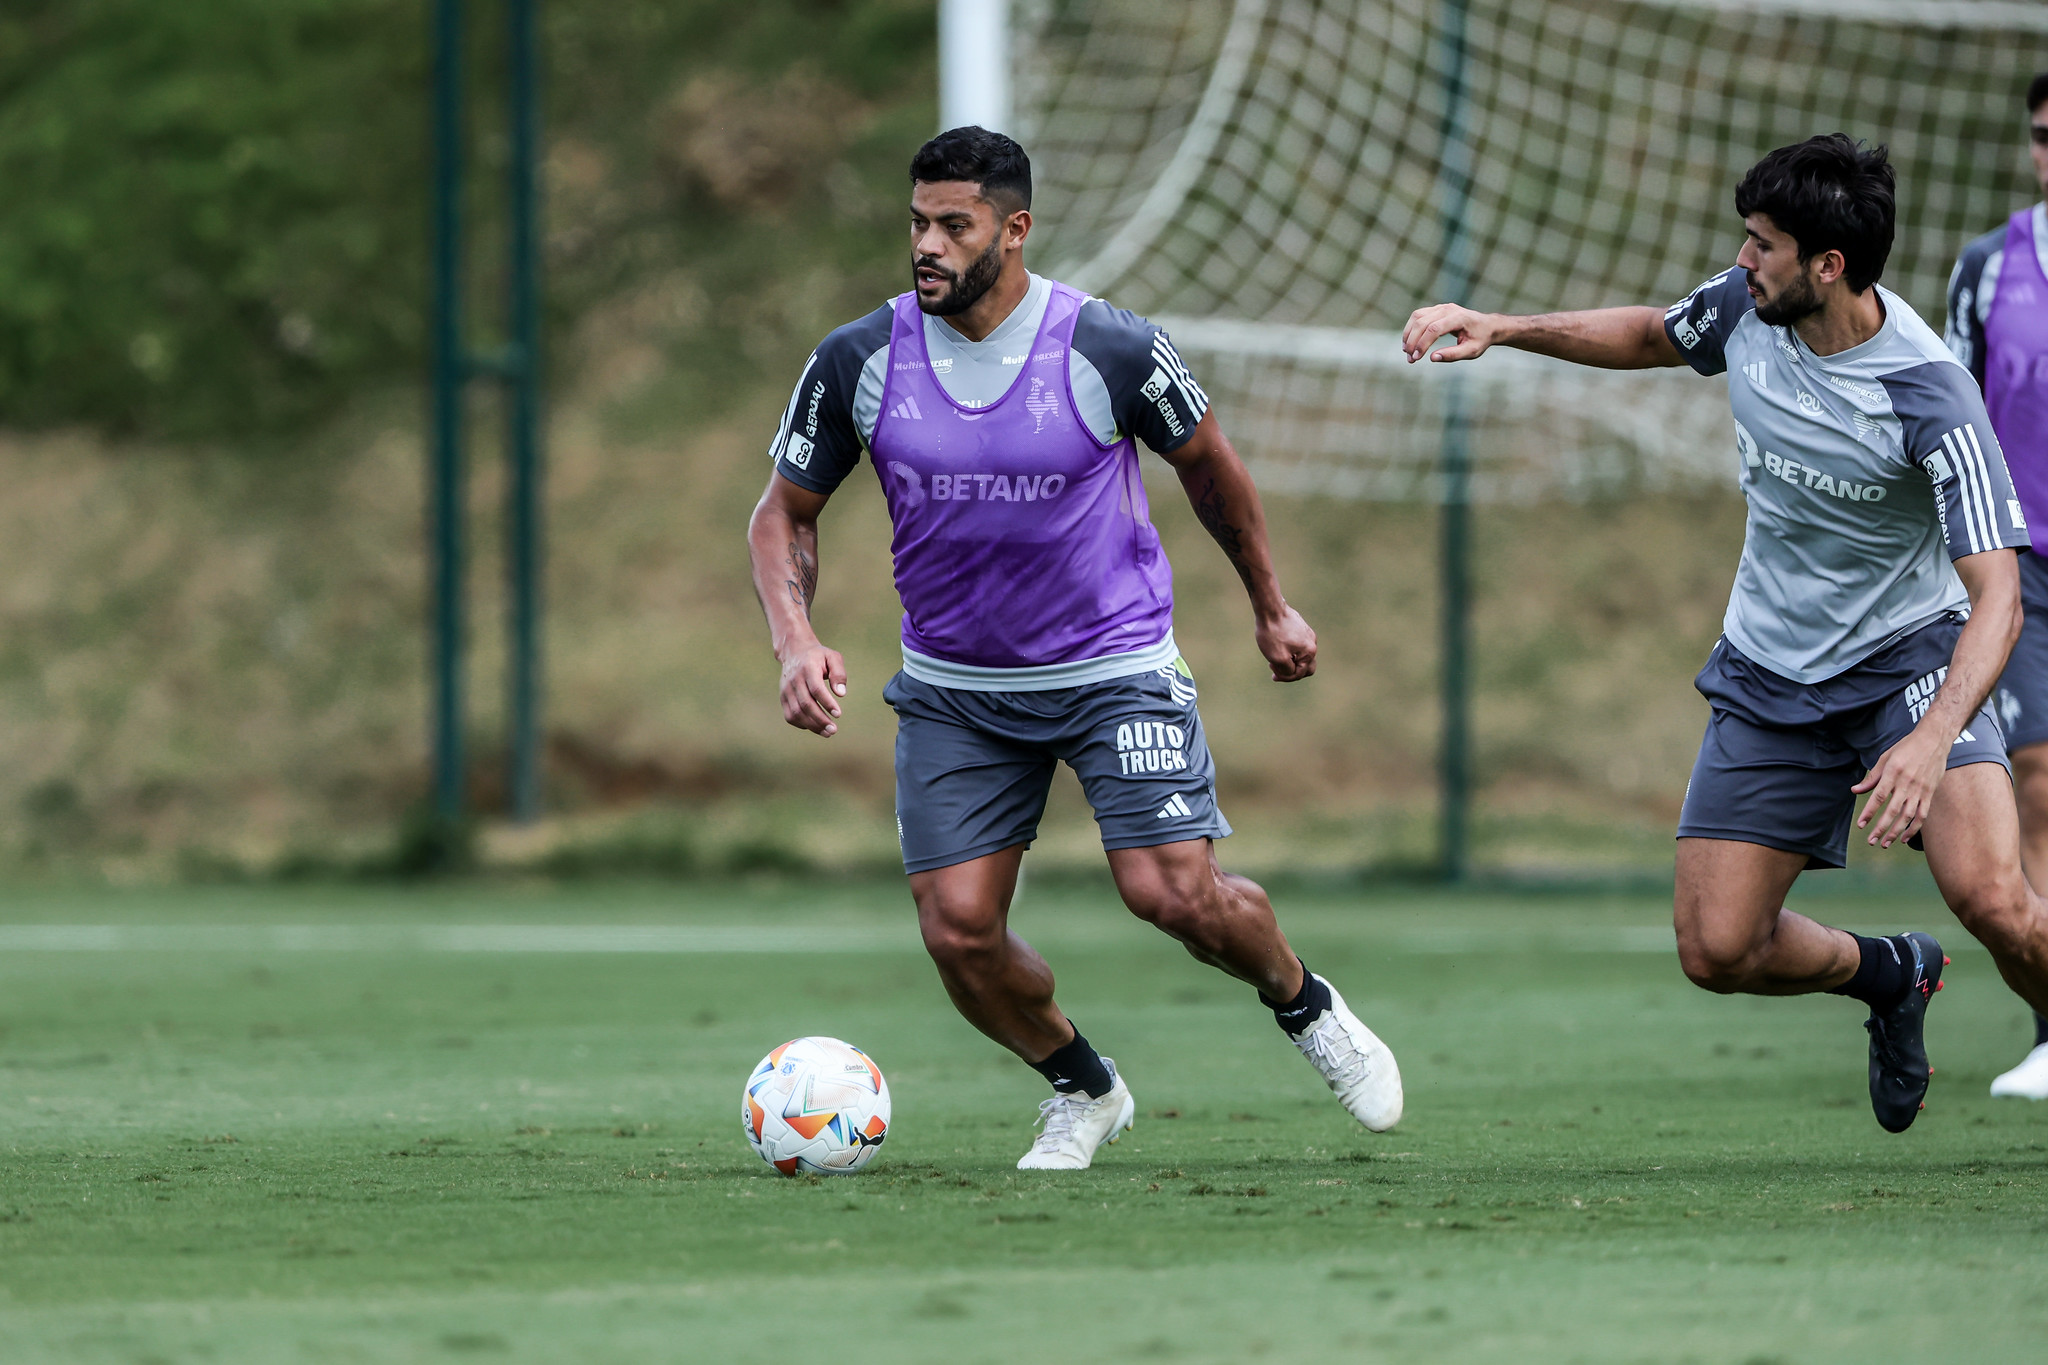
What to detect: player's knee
<box><xmin>913</xmin><ymin>894</ymin><xmax>1004</xmax><ymax>970</ymax></box>
<box><xmin>1120</xmin><ymin>863</ymin><xmax>1220</xmax><ymax>941</ymax></box>
<box><xmin>1947</xmin><ymin>878</ymin><xmax>2040</xmax><ymax>958</ymax></box>
<box><xmin>1676</xmin><ymin>933</ymin><xmax>1752</xmax><ymax>994</ymax></box>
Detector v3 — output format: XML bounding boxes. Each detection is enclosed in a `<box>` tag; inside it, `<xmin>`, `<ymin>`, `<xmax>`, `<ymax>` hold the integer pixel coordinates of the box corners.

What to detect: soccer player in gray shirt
<box><xmin>1404</xmin><ymin>134</ymin><xmax>2048</xmax><ymax>1133</ymax></box>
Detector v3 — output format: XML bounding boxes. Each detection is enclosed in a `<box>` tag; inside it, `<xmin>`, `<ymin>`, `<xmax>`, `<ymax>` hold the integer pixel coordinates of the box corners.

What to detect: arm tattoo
<box><xmin>1192</xmin><ymin>476</ymin><xmax>1253</xmax><ymax>587</ymax></box>
<box><xmin>785</xmin><ymin>540</ymin><xmax>818</xmax><ymax>615</ymax></box>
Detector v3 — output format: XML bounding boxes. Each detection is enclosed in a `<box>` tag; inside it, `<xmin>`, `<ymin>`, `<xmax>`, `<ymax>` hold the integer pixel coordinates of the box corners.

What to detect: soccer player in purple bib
<box><xmin>1948</xmin><ymin>72</ymin><xmax>2048</xmax><ymax>1100</ymax></box>
<box><xmin>1406</xmin><ymin>134</ymin><xmax>2048</xmax><ymax>1133</ymax></box>
<box><xmin>747</xmin><ymin>128</ymin><xmax>1402</xmax><ymax>1169</ymax></box>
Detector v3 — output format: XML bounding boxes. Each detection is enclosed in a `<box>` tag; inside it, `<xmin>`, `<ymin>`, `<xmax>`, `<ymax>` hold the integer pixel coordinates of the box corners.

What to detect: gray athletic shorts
<box><xmin>883</xmin><ymin>659</ymin><xmax>1232</xmax><ymax>874</ymax></box>
<box><xmin>1994</xmin><ymin>551</ymin><xmax>2048</xmax><ymax>752</ymax></box>
<box><xmin>1677</xmin><ymin>615</ymin><xmax>2008</xmax><ymax>870</ymax></box>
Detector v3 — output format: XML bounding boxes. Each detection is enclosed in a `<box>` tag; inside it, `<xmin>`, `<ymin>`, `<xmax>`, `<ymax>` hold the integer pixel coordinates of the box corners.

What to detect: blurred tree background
<box><xmin>0</xmin><ymin>0</ymin><xmax>426</xmax><ymax>436</ymax></box>
<box><xmin>0</xmin><ymin>0</ymin><xmax>1797</xmax><ymax>882</ymax></box>
<box><xmin>0</xmin><ymin>0</ymin><xmax>931</xmax><ymax>438</ymax></box>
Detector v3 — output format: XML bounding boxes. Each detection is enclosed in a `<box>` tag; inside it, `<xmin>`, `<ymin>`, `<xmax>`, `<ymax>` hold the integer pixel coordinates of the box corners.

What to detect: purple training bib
<box><xmin>868</xmin><ymin>281</ymin><xmax>1174</xmax><ymax>671</ymax></box>
<box><xmin>1988</xmin><ymin>208</ymin><xmax>2048</xmax><ymax>537</ymax></box>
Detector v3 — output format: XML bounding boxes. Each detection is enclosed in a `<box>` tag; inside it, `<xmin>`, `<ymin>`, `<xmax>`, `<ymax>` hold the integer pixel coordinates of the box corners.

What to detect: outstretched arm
<box><xmin>1401</xmin><ymin>303</ymin><xmax>1683</xmax><ymax>370</ymax></box>
<box><xmin>747</xmin><ymin>473</ymin><xmax>848</xmax><ymax>736</ymax></box>
<box><xmin>1157</xmin><ymin>411</ymin><xmax>1316</xmax><ymax>682</ymax></box>
<box><xmin>1853</xmin><ymin>548</ymin><xmax>2023</xmax><ymax>848</ymax></box>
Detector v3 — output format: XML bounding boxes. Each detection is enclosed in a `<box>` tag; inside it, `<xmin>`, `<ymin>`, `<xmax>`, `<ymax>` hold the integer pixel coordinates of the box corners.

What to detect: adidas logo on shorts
<box><xmin>1156</xmin><ymin>793</ymin><xmax>1194</xmax><ymax>820</ymax></box>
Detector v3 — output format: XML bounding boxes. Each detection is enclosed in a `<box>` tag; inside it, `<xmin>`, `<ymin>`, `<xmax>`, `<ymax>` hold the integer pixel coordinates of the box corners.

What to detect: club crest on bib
<box><xmin>886</xmin><ymin>461</ymin><xmax>926</xmax><ymax>509</ymax></box>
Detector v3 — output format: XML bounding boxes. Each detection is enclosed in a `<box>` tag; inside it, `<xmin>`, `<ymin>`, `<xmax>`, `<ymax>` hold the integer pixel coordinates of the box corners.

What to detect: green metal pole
<box><xmin>1439</xmin><ymin>399</ymin><xmax>1471</xmax><ymax>881</ymax></box>
<box><xmin>504</xmin><ymin>0</ymin><xmax>544</xmax><ymax>822</ymax></box>
<box><xmin>1435</xmin><ymin>0</ymin><xmax>1474</xmax><ymax>881</ymax></box>
<box><xmin>430</xmin><ymin>0</ymin><xmax>468</xmax><ymax>822</ymax></box>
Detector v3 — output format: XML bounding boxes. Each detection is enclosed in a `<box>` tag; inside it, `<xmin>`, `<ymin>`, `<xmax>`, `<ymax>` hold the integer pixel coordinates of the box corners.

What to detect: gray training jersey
<box><xmin>1665</xmin><ymin>269</ymin><xmax>2027</xmax><ymax>684</ymax></box>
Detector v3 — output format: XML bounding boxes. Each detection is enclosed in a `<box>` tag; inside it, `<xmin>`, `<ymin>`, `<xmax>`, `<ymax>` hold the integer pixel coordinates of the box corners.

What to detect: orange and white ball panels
<box><xmin>742</xmin><ymin>1036</ymin><xmax>891</xmax><ymax>1176</ymax></box>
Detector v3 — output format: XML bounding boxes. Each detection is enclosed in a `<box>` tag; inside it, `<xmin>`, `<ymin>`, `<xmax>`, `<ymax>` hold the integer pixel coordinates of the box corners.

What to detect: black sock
<box><xmin>1029</xmin><ymin>1028</ymin><xmax>1114</xmax><ymax>1097</ymax></box>
<box><xmin>1261</xmin><ymin>959</ymin><xmax>1333</xmax><ymax>1035</ymax></box>
<box><xmin>2034</xmin><ymin>1012</ymin><xmax>2048</xmax><ymax>1049</ymax></box>
<box><xmin>1827</xmin><ymin>934</ymin><xmax>1911</xmax><ymax>1010</ymax></box>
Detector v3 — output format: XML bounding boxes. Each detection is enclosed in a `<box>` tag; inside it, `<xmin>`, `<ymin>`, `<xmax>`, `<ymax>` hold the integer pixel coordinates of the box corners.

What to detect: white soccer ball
<box><xmin>742</xmin><ymin>1036</ymin><xmax>891</xmax><ymax>1176</ymax></box>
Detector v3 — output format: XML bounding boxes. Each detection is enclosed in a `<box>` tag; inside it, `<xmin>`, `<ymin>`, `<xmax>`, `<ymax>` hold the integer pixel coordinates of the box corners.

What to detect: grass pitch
<box><xmin>2</xmin><ymin>875</ymin><xmax>2046</xmax><ymax>1363</ymax></box>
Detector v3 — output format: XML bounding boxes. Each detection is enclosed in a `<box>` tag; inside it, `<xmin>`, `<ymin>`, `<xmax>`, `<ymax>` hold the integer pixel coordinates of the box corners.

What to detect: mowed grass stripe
<box><xmin>0</xmin><ymin>923</ymin><xmax>913</xmax><ymax>953</ymax></box>
<box><xmin>0</xmin><ymin>921</ymin><xmax>1984</xmax><ymax>954</ymax></box>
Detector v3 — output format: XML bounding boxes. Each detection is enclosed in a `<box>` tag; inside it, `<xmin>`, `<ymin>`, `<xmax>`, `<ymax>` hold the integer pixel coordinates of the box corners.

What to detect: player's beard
<box><xmin>1749</xmin><ymin>267</ymin><xmax>1823</xmax><ymax>327</ymax></box>
<box><xmin>916</xmin><ymin>236</ymin><xmax>1003</xmax><ymax>316</ymax></box>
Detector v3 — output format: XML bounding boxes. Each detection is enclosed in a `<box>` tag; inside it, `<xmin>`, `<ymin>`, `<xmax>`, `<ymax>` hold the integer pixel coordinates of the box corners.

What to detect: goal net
<box><xmin>1015</xmin><ymin>0</ymin><xmax>2048</xmax><ymax>503</ymax></box>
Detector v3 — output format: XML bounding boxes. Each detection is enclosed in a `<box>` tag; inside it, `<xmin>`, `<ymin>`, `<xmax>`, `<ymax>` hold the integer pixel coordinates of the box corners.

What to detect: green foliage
<box><xmin>374</xmin><ymin>803</ymin><xmax>479</xmax><ymax>877</ymax></box>
<box><xmin>17</xmin><ymin>776</ymin><xmax>95</xmax><ymax>859</ymax></box>
<box><xmin>0</xmin><ymin>0</ymin><xmax>934</xmax><ymax>439</ymax></box>
<box><xmin>537</xmin><ymin>824</ymin><xmax>698</xmax><ymax>879</ymax></box>
<box><xmin>0</xmin><ymin>0</ymin><xmax>427</xmax><ymax>436</ymax></box>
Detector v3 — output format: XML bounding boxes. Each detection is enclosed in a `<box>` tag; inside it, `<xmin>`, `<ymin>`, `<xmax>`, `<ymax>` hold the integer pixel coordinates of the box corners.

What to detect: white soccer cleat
<box><xmin>1989</xmin><ymin>1041</ymin><xmax>2048</xmax><ymax>1099</ymax></box>
<box><xmin>1016</xmin><ymin>1061</ymin><xmax>1135</xmax><ymax>1170</ymax></box>
<box><xmin>1289</xmin><ymin>977</ymin><xmax>1403</xmax><ymax>1132</ymax></box>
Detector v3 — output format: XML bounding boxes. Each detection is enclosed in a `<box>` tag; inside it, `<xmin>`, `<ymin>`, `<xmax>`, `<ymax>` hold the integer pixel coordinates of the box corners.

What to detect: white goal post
<box><xmin>941</xmin><ymin>0</ymin><xmax>1016</xmax><ymax>134</ymax></box>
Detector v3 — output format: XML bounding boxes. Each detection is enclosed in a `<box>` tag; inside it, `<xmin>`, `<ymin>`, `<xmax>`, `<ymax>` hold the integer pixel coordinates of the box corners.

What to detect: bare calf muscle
<box><xmin>910</xmin><ymin>847</ymin><xmax>1073</xmax><ymax>1063</ymax></box>
<box><xmin>1674</xmin><ymin>838</ymin><xmax>1855</xmax><ymax>995</ymax></box>
<box><xmin>1107</xmin><ymin>841</ymin><xmax>1303</xmax><ymax>1001</ymax></box>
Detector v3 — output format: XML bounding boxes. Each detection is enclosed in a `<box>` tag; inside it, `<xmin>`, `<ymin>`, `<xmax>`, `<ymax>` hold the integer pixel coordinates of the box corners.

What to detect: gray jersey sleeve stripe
<box><xmin>1940</xmin><ymin>429</ymin><xmax>1976</xmax><ymax>555</ymax></box>
<box><xmin>1966</xmin><ymin>427</ymin><xmax>1998</xmax><ymax>556</ymax></box>
<box><xmin>1953</xmin><ymin>423</ymin><xmax>2002</xmax><ymax>556</ymax></box>
<box><xmin>1942</xmin><ymin>427</ymin><xmax>1987</xmax><ymax>555</ymax></box>
<box><xmin>1155</xmin><ymin>339</ymin><xmax>1196</xmax><ymax>409</ymax></box>
<box><xmin>1153</xmin><ymin>335</ymin><xmax>1200</xmax><ymax>404</ymax></box>
<box><xmin>769</xmin><ymin>352</ymin><xmax>820</xmax><ymax>463</ymax></box>
<box><xmin>1878</xmin><ymin>354</ymin><xmax>2022</xmax><ymax>562</ymax></box>
<box><xmin>1152</xmin><ymin>335</ymin><xmax>1208</xmax><ymax>410</ymax></box>
<box><xmin>1961</xmin><ymin>425</ymin><xmax>1998</xmax><ymax>556</ymax></box>
<box><xmin>774</xmin><ymin>304</ymin><xmax>892</xmax><ymax>494</ymax></box>
<box><xmin>1664</xmin><ymin>268</ymin><xmax>1754</xmax><ymax>376</ymax></box>
<box><xmin>1956</xmin><ymin>426</ymin><xmax>1987</xmax><ymax>553</ymax></box>
<box><xmin>1162</xmin><ymin>337</ymin><xmax>1208</xmax><ymax>408</ymax></box>
<box><xmin>1961</xmin><ymin>423</ymin><xmax>2006</xmax><ymax>550</ymax></box>
<box><xmin>1072</xmin><ymin>297</ymin><xmax>1205</xmax><ymax>453</ymax></box>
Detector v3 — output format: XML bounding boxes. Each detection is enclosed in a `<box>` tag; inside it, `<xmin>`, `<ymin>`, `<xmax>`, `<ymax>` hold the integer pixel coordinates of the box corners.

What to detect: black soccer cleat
<box><xmin>1864</xmin><ymin>932</ymin><xmax>1946</xmax><ymax>1134</ymax></box>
